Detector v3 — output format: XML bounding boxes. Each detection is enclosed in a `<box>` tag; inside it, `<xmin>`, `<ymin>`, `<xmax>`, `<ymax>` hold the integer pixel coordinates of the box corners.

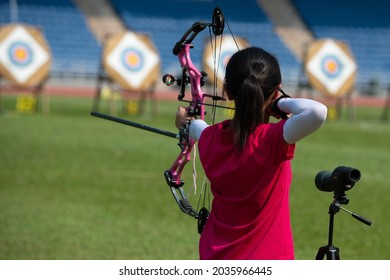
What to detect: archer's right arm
<box><xmin>276</xmin><ymin>98</ymin><xmax>327</xmax><ymax>144</ymax></box>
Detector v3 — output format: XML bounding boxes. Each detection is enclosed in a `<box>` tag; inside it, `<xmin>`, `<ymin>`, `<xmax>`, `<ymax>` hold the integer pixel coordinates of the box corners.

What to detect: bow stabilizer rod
<box><xmin>91</xmin><ymin>111</ymin><xmax>179</xmax><ymax>139</ymax></box>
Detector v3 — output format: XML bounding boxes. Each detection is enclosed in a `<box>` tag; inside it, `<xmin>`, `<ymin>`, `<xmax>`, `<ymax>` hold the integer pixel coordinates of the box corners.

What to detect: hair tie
<box><xmin>245</xmin><ymin>73</ymin><xmax>257</xmax><ymax>82</ymax></box>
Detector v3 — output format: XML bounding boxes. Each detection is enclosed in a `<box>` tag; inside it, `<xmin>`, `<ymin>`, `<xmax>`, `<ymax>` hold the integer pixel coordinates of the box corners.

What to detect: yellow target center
<box><xmin>127</xmin><ymin>54</ymin><xmax>138</xmax><ymax>66</ymax></box>
<box><xmin>15</xmin><ymin>48</ymin><xmax>27</xmax><ymax>60</ymax></box>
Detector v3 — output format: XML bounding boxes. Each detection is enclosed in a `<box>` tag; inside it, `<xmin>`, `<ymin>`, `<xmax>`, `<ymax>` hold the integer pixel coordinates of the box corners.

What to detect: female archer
<box><xmin>175</xmin><ymin>46</ymin><xmax>327</xmax><ymax>260</ymax></box>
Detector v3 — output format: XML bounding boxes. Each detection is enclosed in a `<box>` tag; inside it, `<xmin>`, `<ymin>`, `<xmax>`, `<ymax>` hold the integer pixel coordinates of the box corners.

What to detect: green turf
<box><xmin>0</xmin><ymin>95</ymin><xmax>389</xmax><ymax>259</ymax></box>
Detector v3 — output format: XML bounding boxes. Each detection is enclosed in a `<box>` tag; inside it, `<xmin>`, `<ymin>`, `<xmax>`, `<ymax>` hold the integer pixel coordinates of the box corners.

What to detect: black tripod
<box><xmin>316</xmin><ymin>195</ymin><xmax>372</xmax><ymax>260</ymax></box>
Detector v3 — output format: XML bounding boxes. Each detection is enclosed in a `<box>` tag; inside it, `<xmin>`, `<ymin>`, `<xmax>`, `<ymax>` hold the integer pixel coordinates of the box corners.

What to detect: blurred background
<box><xmin>0</xmin><ymin>0</ymin><xmax>389</xmax><ymax>97</ymax></box>
<box><xmin>0</xmin><ymin>0</ymin><xmax>389</xmax><ymax>260</ymax></box>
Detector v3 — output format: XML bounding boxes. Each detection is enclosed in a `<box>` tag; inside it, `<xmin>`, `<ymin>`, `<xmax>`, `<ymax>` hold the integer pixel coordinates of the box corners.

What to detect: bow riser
<box><xmin>178</xmin><ymin>44</ymin><xmax>206</xmax><ymax>119</ymax></box>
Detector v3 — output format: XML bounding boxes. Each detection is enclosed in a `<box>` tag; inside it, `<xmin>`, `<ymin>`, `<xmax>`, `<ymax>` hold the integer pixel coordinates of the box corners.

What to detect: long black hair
<box><xmin>224</xmin><ymin>47</ymin><xmax>282</xmax><ymax>150</ymax></box>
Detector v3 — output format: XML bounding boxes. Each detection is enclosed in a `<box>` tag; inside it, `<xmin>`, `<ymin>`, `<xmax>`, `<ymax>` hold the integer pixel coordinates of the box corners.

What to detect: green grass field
<box><xmin>0</xmin><ymin>94</ymin><xmax>389</xmax><ymax>260</ymax></box>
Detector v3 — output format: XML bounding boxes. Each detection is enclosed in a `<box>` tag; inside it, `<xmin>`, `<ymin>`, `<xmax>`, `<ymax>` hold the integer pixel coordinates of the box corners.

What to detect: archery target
<box><xmin>0</xmin><ymin>24</ymin><xmax>51</xmax><ymax>86</ymax></box>
<box><xmin>305</xmin><ymin>39</ymin><xmax>357</xmax><ymax>97</ymax></box>
<box><xmin>103</xmin><ymin>31</ymin><xmax>160</xmax><ymax>91</ymax></box>
<box><xmin>202</xmin><ymin>35</ymin><xmax>249</xmax><ymax>86</ymax></box>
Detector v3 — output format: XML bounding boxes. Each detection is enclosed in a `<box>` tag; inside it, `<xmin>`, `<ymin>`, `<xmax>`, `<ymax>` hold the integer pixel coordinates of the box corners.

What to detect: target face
<box><xmin>321</xmin><ymin>55</ymin><xmax>342</xmax><ymax>78</ymax></box>
<box><xmin>121</xmin><ymin>48</ymin><xmax>144</xmax><ymax>72</ymax></box>
<box><xmin>305</xmin><ymin>39</ymin><xmax>356</xmax><ymax>97</ymax></box>
<box><xmin>9</xmin><ymin>42</ymin><xmax>33</xmax><ymax>66</ymax></box>
<box><xmin>0</xmin><ymin>24</ymin><xmax>51</xmax><ymax>86</ymax></box>
<box><xmin>103</xmin><ymin>31</ymin><xmax>160</xmax><ymax>90</ymax></box>
<box><xmin>203</xmin><ymin>35</ymin><xmax>249</xmax><ymax>86</ymax></box>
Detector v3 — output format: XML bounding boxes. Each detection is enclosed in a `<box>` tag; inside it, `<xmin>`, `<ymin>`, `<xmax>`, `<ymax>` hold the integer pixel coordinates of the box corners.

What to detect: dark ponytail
<box><xmin>224</xmin><ymin>47</ymin><xmax>281</xmax><ymax>150</ymax></box>
<box><xmin>232</xmin><ymin>74</ymin><xmax>264</xmax><ymax>150</ymax></box>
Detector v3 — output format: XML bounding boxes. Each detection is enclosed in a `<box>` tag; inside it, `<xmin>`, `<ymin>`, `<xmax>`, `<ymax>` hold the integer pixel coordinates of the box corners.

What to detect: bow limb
<box><xmin>164</xmin><ymin>139</ymin><xmax>198</xmax><ymax>218</ymax></box>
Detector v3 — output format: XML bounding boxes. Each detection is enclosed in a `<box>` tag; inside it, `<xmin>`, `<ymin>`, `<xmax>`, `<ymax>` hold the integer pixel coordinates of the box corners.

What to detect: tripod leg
<box><xmin>316</xmin><ymin>246</ymin><xmax>327</xmax><ymax>260</ymax></box>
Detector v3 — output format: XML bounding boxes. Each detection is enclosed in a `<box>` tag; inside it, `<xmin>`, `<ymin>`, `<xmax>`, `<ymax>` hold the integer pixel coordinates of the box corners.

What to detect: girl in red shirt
<box><xmin>176</xmin><ymin>47</ymin><xmax>327</xmax><ymax>260</ymax></box>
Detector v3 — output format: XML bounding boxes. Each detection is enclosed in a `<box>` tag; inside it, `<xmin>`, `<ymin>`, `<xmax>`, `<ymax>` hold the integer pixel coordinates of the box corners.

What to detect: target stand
<box><xmin>0</xmin><ymin>77</ymin><xmax>48</xmax><ymax>114</ymax></box>
<box><xmin>380</xmin><ymin>85</ymin><xmax>390</xmax><ymax>121</ymax></box>
<box><xmin>0</xmin><ymin>24</ymin><xmax>51</xmax><ymax>114</ymax></box>
<box><xmin>93</xmin><ymin>31</ymin><xmax>160</xmax><ymax>117</ymax></box>
<box><xmin>295</xmin><ymin>43</ymin><xmax>315</xmax><ymax>99</ymax></box>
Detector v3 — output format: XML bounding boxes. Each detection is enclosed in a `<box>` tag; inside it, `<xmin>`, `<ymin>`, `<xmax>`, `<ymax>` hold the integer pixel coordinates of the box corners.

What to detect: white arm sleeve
<box><xmin>277</xmin><ymin>98</ymin><xmax>327</xmax><ymax>144</ymax></box>
<box><xmin>189</xmin><ymin>119</ymin><xmax>209</xmax><ymax>141</ymax></box>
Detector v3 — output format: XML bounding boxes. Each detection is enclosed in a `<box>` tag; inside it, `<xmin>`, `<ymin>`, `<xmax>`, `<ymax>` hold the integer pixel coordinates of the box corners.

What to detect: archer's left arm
<box><xmin>189</xmin><ymin>119</ymin><xmax>209</xmax><ymax>141</ymax></box>
<box><xmin>175</xmin><ymin>106</ymin><xmax>209</xmax><ymax>141</ymax></box>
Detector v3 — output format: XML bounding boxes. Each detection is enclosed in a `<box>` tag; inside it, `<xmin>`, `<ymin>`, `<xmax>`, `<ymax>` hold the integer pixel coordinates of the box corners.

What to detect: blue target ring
<box><xmin>321</xmin><ymin>55</ymin><xmax>342</xmax><ymax>78</ymax></box>
<box><xmin>121</xmin><ymin>48</ymin><xmax>144</xmax><ymax>72</ymax></box>
<box><xmin>8</xmin><ymin>41</ymin><xmax>33</xmax><ymax>67</ymax></box>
